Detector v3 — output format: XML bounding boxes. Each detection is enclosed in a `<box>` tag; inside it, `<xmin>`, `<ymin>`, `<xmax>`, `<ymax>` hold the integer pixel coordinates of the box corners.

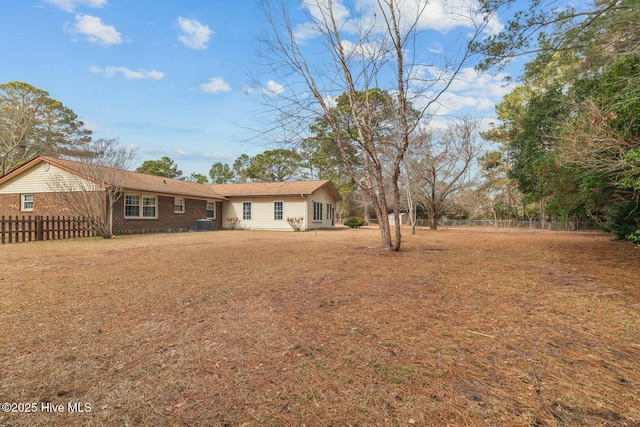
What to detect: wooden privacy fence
<box><xmin>1</xmin><ymin>215</ymin><xmax>95</xmax><ymax>244</ymax></box>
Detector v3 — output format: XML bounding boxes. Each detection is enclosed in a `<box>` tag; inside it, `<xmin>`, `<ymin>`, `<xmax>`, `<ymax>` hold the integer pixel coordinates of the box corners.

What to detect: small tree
<box><xmin>48</xmin><ymin>138</ymin><xmax>137</xmax><ymax>238</ymax></box>
<box><xmin>286</xmin><ymin>217</ymin><xmax>304</xmax><ymax>231</ymax></box>
<box><xmin>226</xmin><ymin>217</ymin><xmax>240</xmax><ymax>230</ymax></box>
<box><xmin>407</xmin><ymin>118</ymin><xmax>484</xmax><ymax>230</ymax></box>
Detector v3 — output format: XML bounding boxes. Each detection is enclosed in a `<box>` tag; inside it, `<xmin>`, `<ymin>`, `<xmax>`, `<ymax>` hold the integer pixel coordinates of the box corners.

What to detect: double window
<box><xmin>274</xmin><ymin>201</ymin><xmax>283</xmax><ymax>220</ymax></box>
<box><xmin>21</xmin><ymin>194</ymin><xmax>34</xmax><ymax>212</ymax></box>
<box><xmin>313</xmin><ymin>201</ymin><xmax>323</xmax><ymax>222</ymax></box>
<box><xmin>206</xmin><ymin>201</ymin><xmax>216</xmax><ymax>219</ymax></box>
<box><xmin>124</xmin><ymin>194</ymin><xmax>157</xmax><ymax>218</ymax></box>
<box><xmin>243</xmin><ymin>201</ymin><xmax>252</xmax><ymax>220</ymax></box>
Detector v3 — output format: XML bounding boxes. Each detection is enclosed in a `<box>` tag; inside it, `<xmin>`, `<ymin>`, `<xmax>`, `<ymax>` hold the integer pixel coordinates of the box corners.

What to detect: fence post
<box><xmin>1</xmin><ymin>215</ymin><xmax>4</xmax><ymax>244</ymax></box>
<box><xmin>20</xmin><ymin>216</ymin><xmax>26</xmax><ymax>243</ymax></box>
<box><xmin>36</xmin><ymin>215</ymin><xmax>43</xmax><ymax>241</ymax></box>
<box><xmin>8</xmin><ymin>216</ymin><xmax>13</xmax><ymax>243</ymax></box>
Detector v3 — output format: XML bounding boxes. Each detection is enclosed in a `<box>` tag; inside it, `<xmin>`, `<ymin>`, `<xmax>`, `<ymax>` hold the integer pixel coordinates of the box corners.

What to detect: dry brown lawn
<box><xmin>0</xmin><ymin>227</ymin><xmax>639</xmax><ymax>426</ymax></box>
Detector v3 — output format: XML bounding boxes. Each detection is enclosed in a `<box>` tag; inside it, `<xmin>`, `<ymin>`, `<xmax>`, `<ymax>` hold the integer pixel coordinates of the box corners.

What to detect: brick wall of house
<box><xmin>111</xmin><ymin>196</ymin><xmax>223</xmax><ymax>235</ymax></box>
<box><xmin>0</xmin><ymin>194</ymin><xmax>21</xmax><ymax>216</ymax></box>
<box><xmin>1</xmin><ymin>192</ymin><xmax>223</xmax><ymax>235</ymax></box>
<box><xmin>0</xmin><ymin>192</ymin><xmax>104</xmax><ymax>218</ymax></box>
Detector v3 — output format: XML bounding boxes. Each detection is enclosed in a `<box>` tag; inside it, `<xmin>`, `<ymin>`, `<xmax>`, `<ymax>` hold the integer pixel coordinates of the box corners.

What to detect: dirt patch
<box><xmin>1</xmin><ymin>227</ymin><xmax>639</xmax><ymax>426</ymax></box>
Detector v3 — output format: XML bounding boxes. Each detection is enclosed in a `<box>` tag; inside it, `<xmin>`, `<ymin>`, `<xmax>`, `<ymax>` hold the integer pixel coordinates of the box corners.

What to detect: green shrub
<box><xmin>627</xmin><ymin>229</ymin><xmax>640</xmax><ymax>246</ymax></box>
<box><xmin>344</xmin><ymin>216</ymin><xmax>367</xmax><ymax>228</ymax></box>
<box><xmin>602</xmin><ymin>200</ymin><xmax>640</xmax><ymax>241</ymax></box>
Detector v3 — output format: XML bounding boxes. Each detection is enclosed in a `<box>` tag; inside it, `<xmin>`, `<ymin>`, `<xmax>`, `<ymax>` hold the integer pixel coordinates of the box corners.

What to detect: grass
<box><xmin>0</xmin><ymin>226</ymin><xmax>639</xmax><ymax>426</ymax></box>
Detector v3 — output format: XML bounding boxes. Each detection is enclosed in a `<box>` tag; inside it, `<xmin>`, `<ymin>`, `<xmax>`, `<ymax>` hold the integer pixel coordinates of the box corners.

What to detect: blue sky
<box><xmin>0</xmin><ymin>0</ymin><xmax>524</xmax><ymax>177</ymax></box>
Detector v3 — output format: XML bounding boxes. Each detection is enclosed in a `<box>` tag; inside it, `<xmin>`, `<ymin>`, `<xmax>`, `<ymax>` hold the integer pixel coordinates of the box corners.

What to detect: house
<box><xmin>211</xmin><ymin>180</ymin><xmax>341</xmax><ymax>231</ymax></box>
<box><xmin>0</xmin><ymin>156</ymin><xmax>341</xmax><ymax>235</ymax></box>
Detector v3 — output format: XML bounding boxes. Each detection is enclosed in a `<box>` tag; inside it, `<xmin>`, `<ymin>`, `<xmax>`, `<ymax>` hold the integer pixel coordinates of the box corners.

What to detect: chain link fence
<box><xmin>428</xmin><ymin>219</ymin><xmax>598</xmax><ymax>231</ymax></box>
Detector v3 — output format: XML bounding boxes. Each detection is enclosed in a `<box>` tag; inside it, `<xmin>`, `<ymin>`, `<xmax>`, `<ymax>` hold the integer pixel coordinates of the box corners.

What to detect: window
<box><xmin>124</xmin><ymin>194</ymin><xmax>140</xmax><ymax>217</ymax></box>
<box><xmin>124</xmin><ymin>194</ymin><xmax>157</xmax><ymax>218</ymax></box>
<box><xmin>313</xmin><ymin>201</ymin><xmax>323</xmax><ymax>222</ymax></box>
<box><xmin>206</xmin><ymin>201</ymin><xmax>216</xmax><ymax>219</ymax></box>
<box><xmin>243</xmin><ymin>201</ymin><xmax>252</xmax><ymax>220</ymax></box>
<box><xmin>21</xmin><ymin>194</ymin><xmax>33</xmax><ymax>212</ymax></box>
<box><xmin>327</xmin><ymin>203</ymin><xmax>334</xmax><ymax>220</ymax></box>
<box><xmin>174</xmin><ymin>197</ymin><xmax>184</xmax><ymax>213</ymax></box>
<box><xmin>142</xmin><ymin>196</ymin><xmax>156</xmax><ymax>218</ymax></box>
<box><xmin>274</xmin><ymin>201</ymin><xmax>283</xmax><ymax>220</ymax></box>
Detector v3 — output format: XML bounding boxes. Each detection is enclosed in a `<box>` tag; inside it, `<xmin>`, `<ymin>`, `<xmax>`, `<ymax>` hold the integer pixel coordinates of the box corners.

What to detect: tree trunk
<box><xmin>392</xmin><ymin>178</ymin><xmax>403</xmax><ymax>251</ymax></box>
<box><xmin>429</xmin><ymin>207</ymin><xmax>438</xmax><ymax>230</ymax></box>
<box><xmin>105</xmin><ymin>194</ymin><xmax>113</xmax><ymax>239</ymax></box>
<box><xmin>372</xmin><ymin>199</ymin><xmax>393</xmax><ymax>249</ymax></box>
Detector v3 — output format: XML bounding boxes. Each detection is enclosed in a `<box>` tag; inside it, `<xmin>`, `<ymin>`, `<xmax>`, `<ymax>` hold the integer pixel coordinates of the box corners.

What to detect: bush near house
<box><xmin>343</xmin><ymin>216</ymin><xmax>367</xmax><ymax>228</ymax></box>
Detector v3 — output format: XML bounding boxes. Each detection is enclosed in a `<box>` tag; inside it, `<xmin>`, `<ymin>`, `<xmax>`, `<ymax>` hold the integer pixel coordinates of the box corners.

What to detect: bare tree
<box><xmin>407</xmin><ymin>118</ymin><xmax>484</xmax><ymax>229</ymax></box>
<box><xmin>256</xmin><ymin>0</ymin><xmax>497</xmax><ymax>250</ymax></box>
<box><xmin>47</xmin><ymin>138</ymin><xmax>137</xmax><ymax>238</ymax></box>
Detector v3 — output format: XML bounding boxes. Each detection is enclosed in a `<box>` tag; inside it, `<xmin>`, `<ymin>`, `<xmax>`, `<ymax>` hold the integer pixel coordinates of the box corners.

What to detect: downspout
<box><xmin>300</xmin><ymin>193</ymin><xmax>306</xmax><ymax>230</ymax></box>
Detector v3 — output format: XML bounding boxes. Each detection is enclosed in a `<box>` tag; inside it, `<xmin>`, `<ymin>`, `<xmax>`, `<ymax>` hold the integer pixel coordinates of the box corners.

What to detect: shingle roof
<box><xmin>210</xmin><ymin>180</ymin><xmax>341</xmax><ymax>201</ymax></box>
<box><xmin>39</xmin><ymin>157</ymin><xmax>227</xmax><ymax>200</ymax></box>
<box><xmin>0</xmin><ymin>156</ymin><xmax>342</xmax><ymax>202</ymax></box>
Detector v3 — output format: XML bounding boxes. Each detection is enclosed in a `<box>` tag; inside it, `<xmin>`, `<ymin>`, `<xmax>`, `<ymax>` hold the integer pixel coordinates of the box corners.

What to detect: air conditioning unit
<box><xmin>195</xmin><ymin>219</ymin><xmax>212</xmax><ymax>231</ymax></box>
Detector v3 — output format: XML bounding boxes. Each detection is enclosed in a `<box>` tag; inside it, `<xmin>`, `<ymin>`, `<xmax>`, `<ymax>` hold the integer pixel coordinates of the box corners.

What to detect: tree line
<box><xmin>474</xmin><ymin>0</ymin><xmax>640</xmax><ymax>244</ymax></box>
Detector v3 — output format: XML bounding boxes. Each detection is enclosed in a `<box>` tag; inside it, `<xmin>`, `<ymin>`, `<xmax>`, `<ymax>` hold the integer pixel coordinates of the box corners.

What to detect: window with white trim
<box><xmin>21</xmin><ymin>194</ymin><xmax>33</xmax><ymax>212</ymax></box>
<box><xmin>124</xmin><ymin>194</ymin><xmax>140</xmax><ymax>217</ymax></box>
<box><xmin>124</xmin><ymin>194</ymin><xmax>157</xmax><ymax>218</ymax></box>
<box><xmin>274</xmin><ymin>201</ymin><xmax>283</xmax><ymax>220</ymax></box>
<box><xmin>174</xmin><ymin>197</ymin><xmax>184</xmax><ymax>213</ymax></box>
<box><xmin>243</xmin><ymin>201</ymin><xmax>252</xmax><ymax>220</ymax></box>
<box><xmin>206</xmin><ymin>201</ymin><xmax>216</xmax><ymax>219</ymax></box>
<box><xmin>207</xmin><ymin>202</ymin><xmax>216</xmax><ymax>219</ymax></box>
<box><xmin>142</xmin><ymin>196</ymin><xmax>156</xmax><ymax>217</ymax></box>
<box><xmin>313</xmin><ymin>201</ymin><xmax>323</xmax><ymax>222</ymax></box>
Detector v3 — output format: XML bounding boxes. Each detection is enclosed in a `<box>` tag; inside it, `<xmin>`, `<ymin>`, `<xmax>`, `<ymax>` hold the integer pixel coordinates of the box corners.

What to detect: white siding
<box><xmin>221</xmin><ymin>195</ymin><xmax>308</xmax><ymax>230</ymax></box>
<box><xmin>219</xmin><ymin>186</ymin><xmax>339</xmax><ymax>231</ymax></box>
<box><xmin>0</xmin><ymin>163</ymin><xmax>99</xmax><ymax>194</ymax></box>
<box><xmin>306</xmin><ymin>186</ymin><xmax>337</xmax><ymax>229</ymax></box>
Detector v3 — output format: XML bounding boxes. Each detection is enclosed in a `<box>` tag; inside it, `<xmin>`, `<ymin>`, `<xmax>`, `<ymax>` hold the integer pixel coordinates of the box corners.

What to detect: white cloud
<box><xmin>264</xmin><ymin>80</ymin><xmax>284</xmax><ymax>95</ymax></box>
<box><xmin>406</xmin><ymin>65</ymin><xmax>512</xmax><ymax>117</ymax></box>
<box><xmin>359</xmin><ymin>0</ymin><xmax>503</xmax><ymax>34</ymax></box>
<box><xmin>297</xmin><ymin>0</ymin><xmax>353</xmax><ymax>40</ymax></box>
<box><xmin>303</xmin><ymin>0</ymin><xmax>351</xmax><ymax>27</ymax></box>
<box><xmin>91</xmin><ymin>66</ymin><xmax>164</xmax><ymax>80</ymax></box>
<box><xmin>341</xmin><ymin>39</ymin><xmax>388</xmax><ymax>61</ymax></box>
<box><xmin>68</xmin><ymin>14</ymin><xmax>122</xmax><ymax>46</ymax></box>
<box><xmin>242</xmin><ymin>80</ymin><xmax>285</xmax><ymax>96</ymax></box>
<box><xmin>298</xmin><ymin>0</ymin><xmax>503</xmax><ymax>41</ymax></box>
<box><xmin>293</xmin><ymin>22</ymin><xmax>318</xmax><ymax>42</ymax></box>
<box><xmin>323</xmin><ymin>95</ymin><xmax>337</xmax><ymax>109</ymax></box>
<box><xmin>177</xmin><ymin>17</ymin><xmax>212</xmax><ymax>50</ymax></box>
<box><xmin>447</xmin><ymin>68</ymin><xmax>511</xmax><ymax>98</ymax></box>
<box><xmin>45</xmin><ymin>0</ymin><xmax>106</xmax><ymax>12</ymax></box>
<box><xmin>199</xmin><ymin>77</ymin><xmax>231</xmax><ymax>94</ymax></box>
<box><xmin>136</xmin><ymin>146</ymin><xmax>236</xmax><ymax>163</ymax></box>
